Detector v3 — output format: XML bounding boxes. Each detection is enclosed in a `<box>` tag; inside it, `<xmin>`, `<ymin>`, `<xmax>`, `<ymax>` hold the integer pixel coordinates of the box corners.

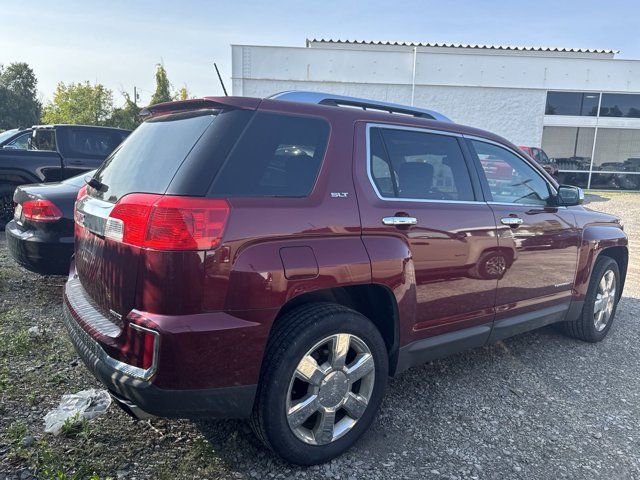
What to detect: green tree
<box><xmin>175</xmin><ymin>86</ymin><xmax>190</xmax><ymax>101</ymax></box>
<box><xmin>108</xmin><ymin>92</ymin><xmax>142</xmax><ymax>130</ymax></box>
<box><xmin>42</xmin><ymin>82</ymin><xmax>113</xmax><ymax>125</ymax></box>
<box><xmin>0</xmin><ymin>62</ymin><xmax>42</xmax><ymax>129</ymax></box>
<box><xmin>150</xmin><ymin>64</ymin><xmax>172</xmax><ymax>105</ymax></box>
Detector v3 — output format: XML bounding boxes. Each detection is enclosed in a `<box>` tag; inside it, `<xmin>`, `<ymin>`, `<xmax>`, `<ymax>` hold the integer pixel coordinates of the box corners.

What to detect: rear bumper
<box><xmin>62</xmin><ymin>303</ymin><xmax>257</xmax><ymax>418</ymax></box>
<box><xmin>62</xmin><ymin>270</ymin><xmax>265</xmax><ymax>419</ymax></box>
<box><xmin>5</xmin><ymin>220</ymin><xmax>73</xmax><ymax>275</ymax></box>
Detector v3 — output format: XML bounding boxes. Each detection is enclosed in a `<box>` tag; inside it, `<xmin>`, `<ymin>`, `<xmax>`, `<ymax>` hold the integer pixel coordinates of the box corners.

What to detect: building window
<box><xmin>541</xmin><ymin>126</ymin><xmax>595</xmax><ymax>171</ymax></box>
<box><xmin>592</xmin><ymin>128</ymin><xmax>640</xmax><ymax>172</ymax></box>
<box><xmin>599</xmin><ymin>93</ymin><xmax>640</xmax><ymax>118</ymax></box>
<box><xmin>545</xmin><ymin>91</ymin><xmax>600</xmax><ymax>116</ymax></box>
<box><xmin>541</xmin><ymin>126</ymin><xmax>640</xmax><ymax>190</ymax></box>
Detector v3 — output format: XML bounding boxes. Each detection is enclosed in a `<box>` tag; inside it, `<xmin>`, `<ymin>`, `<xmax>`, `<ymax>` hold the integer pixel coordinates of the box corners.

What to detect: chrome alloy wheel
<box><xmin>286</xmin><ymin>333</ymin><xmax>375</xmax><ymax>446</ymax></box>
<box><xmin>594</xmin><ymin>270</ymin><xmax>617</xmax><ymax>332</ymax></box>
<box><xmin>485</xmin><ymin>255</ymin><xmax>507</xmax><ymax>276</ymax></box>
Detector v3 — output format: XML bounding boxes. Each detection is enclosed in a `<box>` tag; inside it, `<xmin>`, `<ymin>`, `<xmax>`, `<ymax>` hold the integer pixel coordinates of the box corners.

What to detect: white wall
<box><xmin>231</xmin><ymin>43</ymin><xmax>640</xmax><ymax>147</ymax></box>
<box><xmin>237</xmin><ymin>79</ymin><xmax>546</xmax><ymax>147</ymax></box>
<box><xmin>232</xmin><ymin>45</ymin><xmax>640</xmax><ymax>93</ymax></box>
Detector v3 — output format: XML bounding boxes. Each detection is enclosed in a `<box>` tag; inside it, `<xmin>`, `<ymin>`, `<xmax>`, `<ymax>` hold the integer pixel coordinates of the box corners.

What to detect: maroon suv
<box><xmin>63</xmin><ymin>92</ymin><xmax>628</xmax><ymax>465</ymax></box>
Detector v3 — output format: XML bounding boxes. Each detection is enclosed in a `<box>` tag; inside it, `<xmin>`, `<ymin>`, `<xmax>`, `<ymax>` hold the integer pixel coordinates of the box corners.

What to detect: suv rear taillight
<box><xmin>22</xmin><ymin>199</ymin><xmax>63</xmax><ymax>222</ymax></box>
<box><xmin>104</xmin><ymin>194</ymin><xmax>230</xmax><ymax>251</ymax></box>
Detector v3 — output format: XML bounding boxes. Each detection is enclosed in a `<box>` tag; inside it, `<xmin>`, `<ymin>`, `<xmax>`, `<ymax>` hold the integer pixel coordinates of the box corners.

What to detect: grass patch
<box><xmin>6</xmin><ymin>420</ymin><xmax>28</xmax><ymax>446</ymax></box>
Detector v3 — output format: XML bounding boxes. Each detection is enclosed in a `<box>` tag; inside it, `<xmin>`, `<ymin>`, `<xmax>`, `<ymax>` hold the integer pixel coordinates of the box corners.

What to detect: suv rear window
<box><xmin>209</xmin><ymin>112</ymin><xmax>329</xmax><ymax>197</ymax></box>
<box><xmin>92</xmin><ymin>110</ymin><xmax>217</xmax><ymax>203</ymax></box>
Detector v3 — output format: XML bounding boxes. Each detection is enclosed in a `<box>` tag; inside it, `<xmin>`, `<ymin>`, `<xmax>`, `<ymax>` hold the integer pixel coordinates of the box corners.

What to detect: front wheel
<box><xmin>251</xmin><ymin>303</ymin><xmax>388</xmax><ymax>465</ymax></box>
<box><xmin>560</xmin><ymin>256</ymin><xmax>621</xmax><ymax>342</ymax></box>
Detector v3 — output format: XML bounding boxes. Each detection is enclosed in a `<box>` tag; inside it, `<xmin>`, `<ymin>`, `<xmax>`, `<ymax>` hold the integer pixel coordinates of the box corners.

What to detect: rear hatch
<box><xmin>74</xmin><ymin>105</ymin><xmax>254</xmax><ymax>319</ymax></box>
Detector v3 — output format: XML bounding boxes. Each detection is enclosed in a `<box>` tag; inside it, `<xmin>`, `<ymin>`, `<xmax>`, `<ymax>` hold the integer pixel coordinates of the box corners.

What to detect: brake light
<box><xmin>105</xmin><ymin>194</ymin><xmax>230</xmax><ymax>251</ymax></box>
<box><xmin>76</xmin><ymin>184</ymin><xmax>88</xmax><ymax>201</ymax></box>
<box><xmin>22</xmin><ymin>199</ymin><xmax>63</xmax><ymax>222</ymax></box>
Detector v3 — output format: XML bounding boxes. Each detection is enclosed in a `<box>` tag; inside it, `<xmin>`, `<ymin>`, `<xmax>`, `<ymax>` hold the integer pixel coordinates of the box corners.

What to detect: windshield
<box><xmin>0</xmin><ymin>129</ymin><xmax>19</xmax><ymax>144</ymax></box>
<box><xmin>91</xmin><ymin>110</ymin><xmax>217</xmax><ymax>203</ymax></box>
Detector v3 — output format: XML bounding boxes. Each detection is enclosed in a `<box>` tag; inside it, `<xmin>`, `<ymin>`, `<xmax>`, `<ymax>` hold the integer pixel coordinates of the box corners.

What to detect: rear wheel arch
<box><xmin>271</xmin><ymin>284</ymin><xmax>401</xmax><ymax>374</ymax></box>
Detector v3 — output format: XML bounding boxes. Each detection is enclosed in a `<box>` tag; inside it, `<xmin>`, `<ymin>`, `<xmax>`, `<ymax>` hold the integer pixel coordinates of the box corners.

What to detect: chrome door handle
<box><xmin>501</xmin><ymin>217</ymin><xmax>523</xmax><ymax>227</ymax></box>
<box><xmin>382</xmin><ymin>216</ymin><xmax>418</xmax><ymax>226</ymax></box>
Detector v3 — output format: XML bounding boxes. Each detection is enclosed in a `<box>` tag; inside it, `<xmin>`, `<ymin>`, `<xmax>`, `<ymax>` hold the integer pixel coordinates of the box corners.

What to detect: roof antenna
<box><xmin>214</xmin><ymin>62</ymin><xmax>228</xmax><ymax>96</ymax></box>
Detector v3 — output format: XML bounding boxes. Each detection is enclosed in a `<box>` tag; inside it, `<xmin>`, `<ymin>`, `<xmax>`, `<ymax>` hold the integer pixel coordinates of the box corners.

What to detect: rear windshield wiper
<box><xmin>85</xmin><ymin>175</ymin><xmax>107</xmax><ymax>192</ymax></box>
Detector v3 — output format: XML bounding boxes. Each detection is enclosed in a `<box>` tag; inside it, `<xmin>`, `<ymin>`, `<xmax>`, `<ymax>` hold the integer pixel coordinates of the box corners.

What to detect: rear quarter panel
<box><xmin>206</xmin><ymin>105</ymin><xmax>370</xmax><ymax>316</ymax></box>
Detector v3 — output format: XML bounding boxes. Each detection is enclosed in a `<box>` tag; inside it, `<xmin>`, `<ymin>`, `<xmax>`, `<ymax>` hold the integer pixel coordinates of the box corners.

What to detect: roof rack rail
<box><xmin>268</xmin><ymin>91</ymin><xmax>452</xmax><ymax>122</ymax></box>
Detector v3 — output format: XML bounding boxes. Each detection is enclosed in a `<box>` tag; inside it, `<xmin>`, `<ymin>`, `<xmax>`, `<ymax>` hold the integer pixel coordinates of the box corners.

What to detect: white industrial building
<box><xmin>231</xmin><ymin>39</ymin><xmax>640</xmax><ymax>190</ymax></box>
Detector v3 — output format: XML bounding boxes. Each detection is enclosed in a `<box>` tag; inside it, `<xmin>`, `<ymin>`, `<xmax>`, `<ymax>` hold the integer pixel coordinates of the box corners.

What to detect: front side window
<box><xmin>369</xmin><ymin>127</ymin><xmax>474</xmax><ymax>201</ymax></box>
<box><xmin>472</xmin><ymin>140</ymin><xmax>551</xmax><ymax>205</ymax></box>
<box><xmin>538</xmin><ymin>149</ymin><xmax>551</xmax><ymax>164</ymax></box>
<box><xmin>4</xmin><ymin>131</ymin><xmax>31</xmax><ymax>150</ymax></box>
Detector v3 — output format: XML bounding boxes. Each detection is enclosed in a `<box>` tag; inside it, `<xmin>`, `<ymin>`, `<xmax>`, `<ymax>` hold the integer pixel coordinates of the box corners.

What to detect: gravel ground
<box><xmin>1</xmin><ymin>192</ymin><xmax>639</xmax><ymax>480</ymax></box>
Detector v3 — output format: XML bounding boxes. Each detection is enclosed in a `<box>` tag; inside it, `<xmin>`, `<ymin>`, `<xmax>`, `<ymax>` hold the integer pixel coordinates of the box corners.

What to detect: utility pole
<box><xmin>133</xmin><ymin>86</ymin><xmax>138</xmax><ymax>106</ymax></box>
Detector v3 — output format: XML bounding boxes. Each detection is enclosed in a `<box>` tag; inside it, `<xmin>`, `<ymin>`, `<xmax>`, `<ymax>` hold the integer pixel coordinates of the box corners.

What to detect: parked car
<box><xmin>63</xmin><ymin>93</ymin><xmax>628</xmax><ymax>465</ymax></box>
<box><xmin>5</xmin><ymin>171</ymin><xmax>92</xmax><ymax>275</ymax></box>
<box><xmin>519</xmin><ymin>145</ymin><xmax>559</xmax><ymax>177</ymax></box>
<box><xmin>0</xmin><ymin>128</ymin><xmax>32</xmax><ymax>149</ymax></box>
<box><xmin>0</xmin><ymin>125</ymin><xmax>130</xmax><ymax>227</ymax></box>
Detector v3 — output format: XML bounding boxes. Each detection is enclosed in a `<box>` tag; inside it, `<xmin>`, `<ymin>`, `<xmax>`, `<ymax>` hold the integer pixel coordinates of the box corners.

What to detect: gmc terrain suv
<box><xmin>63</xmin><ymin>92</ymin><xmax>628</xmax><ymax>465</ymax></box>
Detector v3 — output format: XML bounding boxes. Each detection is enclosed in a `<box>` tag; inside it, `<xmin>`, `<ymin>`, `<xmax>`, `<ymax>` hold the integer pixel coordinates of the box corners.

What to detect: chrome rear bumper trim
<box><xmin>63</xmin><ymin>301</ymin><xmax>158</xmax><ymax>381</ymax></box>
<box><xmin>66</xmin><ymin>276</ymin><xmax>122</xmax><ymax>338</ymax></box>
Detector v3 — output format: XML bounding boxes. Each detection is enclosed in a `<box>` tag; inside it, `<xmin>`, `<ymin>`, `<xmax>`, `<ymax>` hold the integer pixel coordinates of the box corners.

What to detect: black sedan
<box><xmin>5</xmin><ymin>171</ymin><xmax>90</xmax><ymax>275</ymax></box>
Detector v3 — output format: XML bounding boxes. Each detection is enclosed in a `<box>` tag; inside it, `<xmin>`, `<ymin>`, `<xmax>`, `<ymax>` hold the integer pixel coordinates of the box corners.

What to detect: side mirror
<box><xmin>556</xmin><ymin>185</ymin><xmax>584</xmax><ymax>206</ymax></box>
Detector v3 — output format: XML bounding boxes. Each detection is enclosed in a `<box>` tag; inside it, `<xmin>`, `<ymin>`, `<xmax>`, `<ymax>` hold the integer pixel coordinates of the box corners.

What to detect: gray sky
<box><xmin>1</xmin><ymin>0</ymin><xmax>638</xmax><ymax>106</ymax></box>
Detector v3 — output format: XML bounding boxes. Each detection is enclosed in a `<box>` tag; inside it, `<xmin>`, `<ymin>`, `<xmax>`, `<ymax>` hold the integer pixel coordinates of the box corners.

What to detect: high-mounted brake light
<box><xmin>105</xmin><ymin>194</ymin><xmax>230</xmax><ymax>251</ymax></box>
<box><xmin>22</xmin><ymin>199</ymin><xmax>63</xmax><ymax>222</ymax></box>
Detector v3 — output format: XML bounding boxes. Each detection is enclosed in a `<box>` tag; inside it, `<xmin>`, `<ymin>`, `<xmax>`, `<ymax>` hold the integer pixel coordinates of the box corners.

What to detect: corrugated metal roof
<box><xmin>306</xmin><ymin>38</ymin><xmax>618</xmax><ymax>54</ymax></box>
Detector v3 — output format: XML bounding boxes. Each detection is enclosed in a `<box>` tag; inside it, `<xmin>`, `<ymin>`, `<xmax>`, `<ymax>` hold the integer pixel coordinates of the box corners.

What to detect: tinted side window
<box><xmin>65</xmin><ymin>129</ymin><xmax>127</xmax><ymax>158</ymax></box>
<box><xmin>31</xmin><ymin>130</ymin><xmax>56</xmax><ymax>151</ymax></box>
<box><xmin>370</xmin><ymin>127</ymin><xmax>474</xmax><ymax>201</ymax></box>
<box><xmin>210</xmin><ymin>113</ymin><xmax>329</xmax><ymax>197</ymax></box>
<box><xmin>472</xmin><ymin>140</ymin><xmax>550</xmax><ymax>205</ymax></box>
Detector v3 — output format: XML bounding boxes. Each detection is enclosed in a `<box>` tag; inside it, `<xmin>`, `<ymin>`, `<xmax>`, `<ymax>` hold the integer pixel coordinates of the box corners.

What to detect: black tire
<box><xmin>0</xmin><ymin>183</ymin><xmax>17</xmax><ymax>229</ymax></box>
<box><xmin>560</xmin><ymin>256</ymin><xmax>620</xmax><ymax>342</ymax></box>
<box><xmin>250</xmin><ymin>302</ymin><xmax>388</xmax><ymax>465</ymax></box>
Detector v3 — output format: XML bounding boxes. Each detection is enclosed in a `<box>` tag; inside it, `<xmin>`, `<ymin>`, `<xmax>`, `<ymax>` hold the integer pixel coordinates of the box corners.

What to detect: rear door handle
<box><xmin>382</xmin><ymin>216</ymin><xmax>418</xmax><ymax>226</ymax></box>
<box><xmin>501</xmin><ymin>217</ymin><xmax>523</xmax><ymax>227</ymax></box>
